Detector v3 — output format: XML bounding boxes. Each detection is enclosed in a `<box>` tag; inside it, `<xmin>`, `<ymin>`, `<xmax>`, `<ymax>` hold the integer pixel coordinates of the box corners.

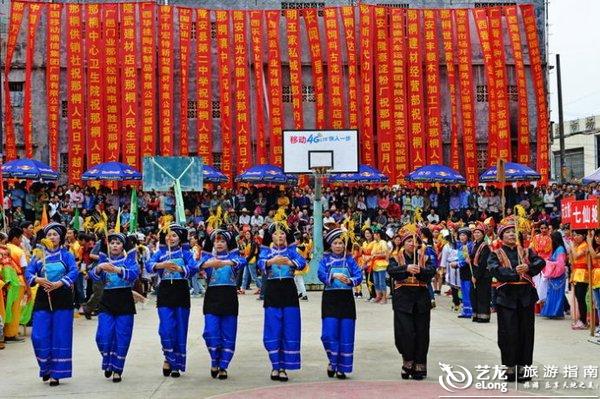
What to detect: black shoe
<box><xmin>278</xmin><ymin>369</ymin><xmax>288</xmax><ymax>382</ymax></box>
<box><xmin>112</xmin><ymin>373</ymin><xmax>122</xmax><ymax>383</ymax></box>
<box><xmin>506</xmin><ymin>373</ymin><xmax>516</xmax><ymax>382</ymax></box>
<box><xmin>472</xmin><ymin>317</ymin><xmax>480</xmax><ymax>322</ymax></box>
<box><xmin>357</xmin><ymin>293</ymin><xmax>363</xmax><ymax>299</ymax></box>
<box><xmin>104</xmin><ymin>370</ymin><xmax>113</xmax><ymax>378</ymax></box>
<box><xmin>211</xmin><ymin>367</ymin><xmax>219</xmax><ymax>379</ymax></box>
<box><xmin>270</xmin><ymin>370</ymin><xmax>280</xmax><ymax>381</ymax></box>
<box><xmin>171</xmin><ymin>371</ymin><xmax>180</xmax><ymax>378</ymax></box>
<box><xmin>401</xmin><ymin>365</ymin><xmax>413</xmax><ymax>380</ymax></box>
<box><xmin>218</xmin><ymin>369</ymin><xmax>228</xmax><ymax>380</ymax></box>
<box><xmin>327</xmin><ymin>364</ymin><xmax>335</xmax><ymax>378</ymax></box>
<box><xmin>298</xmin><ymin>293</ymin><xmax>303</xmax><ymax>298</ymax></box>
<box><xmin>162</xmin><ymin>362</ymin><xmax>172</xmax><ymax>377</ymax></box>
<box><xmin>412</xmin><ymin>364</ymin><xmax>427</xmax><ymax>380</ymax></box>
<box><xmin>49</xmin><ymin>379</ymin><xmax>60</xmax><ymax>387</ymax></box>
<box><xmin>335</xmin><ymin>371</ymin><xmax>347</xmax><ymax>380</ymax></box>
<box><xmin>42</xmin><ymin>374</ymin><xmax>51</xmax><ymax>382</ymax></box>
<box><xmin>84</xmin><ymin>312</ymin><xmax>92</xmax><ymax>320</ymax></box>
<box><xmin>4</xmin><ymin>336</ymin><xmax>25</xmax><ymax>342</ymax></box>
<box><xmin>517</xmin><ymin>375</ymin><xmax>532</xmax><ymax>383</ymax></box>
<box><xmin>300</xmin><ymin>296</ymin><xmax>308</xmax><ymax>301</ymax></box>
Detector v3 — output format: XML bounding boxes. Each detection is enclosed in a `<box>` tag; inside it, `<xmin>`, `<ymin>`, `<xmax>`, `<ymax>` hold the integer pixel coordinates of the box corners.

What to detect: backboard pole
<box><xmin>307</xmin><ymin>167</ymin><xmax>331</xmax><ymax>287</ymax></box>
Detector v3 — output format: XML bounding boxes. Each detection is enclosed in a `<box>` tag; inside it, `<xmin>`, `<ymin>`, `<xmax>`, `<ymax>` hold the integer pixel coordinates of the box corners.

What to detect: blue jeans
<box><xmin>242</xmin><ymin>263</ymin><xmax>261</xmax><ymax>290</ymax></box>
<box><xmin>373</xmin><ymin>270</ymin><xmax>387</xmax><ymax>292</ymax></box>
<box><xmin>74</xmin><ymin>272</ymin><xmax>86</xmax><ymax>307</ymax></box>
<box><xmin>594</xmin><ymin>288</ymin><xmax>600</xmax><ymax>311</ymax></box>
<box><xmin>190</xmin><ymin>273</ymin><xmax>205</xmax><ymax>295</ymax></box>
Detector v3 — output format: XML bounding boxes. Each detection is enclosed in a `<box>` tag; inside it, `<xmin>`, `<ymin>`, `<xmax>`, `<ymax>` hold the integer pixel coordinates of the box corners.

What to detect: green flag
<box><xmin>129</xmin><ymin>189</ymin><xmax>138</xmax><ymax>233</ymax></box>
<box><xmin>72</xmin><ymin>207</ymin><xmax>80</xmax><ymax>231</ymax></box>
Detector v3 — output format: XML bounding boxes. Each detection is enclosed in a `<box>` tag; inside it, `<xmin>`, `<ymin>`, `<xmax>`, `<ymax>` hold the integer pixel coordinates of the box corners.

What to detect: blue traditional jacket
<box><xmin>146</xmin><ymin>244</ymin><xmax>198</xmax><ymax>281</ymax></box>
<box><xmin>257</xmin><ymin>244</ymin><xmax>306</xmax><ymax>280</ymax></box>
<box><xmin>25</xmin><ymin>247</ymin><xmax>78</xmax><ymax>288</ymax></box>
<box><xmin>198</xmin><ymin>249</ymin><xmax>247</xmax><ymax>287</ymax></box>
<box><xmin>317</xmin><ymin>252</ymin><xmax>363</xmax><ymax>291</ymax></box>
<box><xmin>90</xmin><ymin>250</ymin><xmax>139</xmax><ymax>289</ymax></box>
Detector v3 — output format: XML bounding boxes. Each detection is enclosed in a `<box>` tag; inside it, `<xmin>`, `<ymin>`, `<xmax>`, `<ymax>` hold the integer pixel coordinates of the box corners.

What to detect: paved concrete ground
<box><xmin>1</xmin><ymin>289</ymin><xmax>599</xmax><ymax>399</ymax></box>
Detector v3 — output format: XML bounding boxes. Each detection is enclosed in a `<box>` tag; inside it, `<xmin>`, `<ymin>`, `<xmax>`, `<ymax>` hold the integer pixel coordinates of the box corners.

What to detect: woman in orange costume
<box><xmin>360</xmin><ymin>228</ymin><xmax>376</xmax><ymax>301</ymax></box>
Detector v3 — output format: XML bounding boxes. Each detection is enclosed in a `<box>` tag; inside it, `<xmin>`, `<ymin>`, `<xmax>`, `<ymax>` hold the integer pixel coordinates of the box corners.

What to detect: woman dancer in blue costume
<box><xmin>198</xmin><ymin>228</ymin><xmax>247</xmax><ymax>380</ymax></box>
<box><xmin>89</xmin><ymin>232</ymin><xmax>139</xmax><ymax>383</ymax></box>
<box><xmin>146</xmin><ymin>223</ymin><xmax>198</xmax><ymax>378</ymax></box>
<box><xmin>258</xmin><ymin>220</ymin><xmax>306</xmax><ymax>382</ymax></box>
<box><xmin>25</xmin><ymin>223</ymin><xmax>78</xmax><ymax>387</ymax></box>
<box><xmin>318</xmin><ymin>227</ymin><xmax>363</xmax><ymax>379</ymax></box>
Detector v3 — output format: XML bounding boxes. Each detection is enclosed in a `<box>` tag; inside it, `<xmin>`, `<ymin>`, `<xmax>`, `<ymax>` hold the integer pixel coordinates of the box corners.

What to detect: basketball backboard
<box><xmin>282</xmin><ymin>130</ymin><xmax>359</xmax><ymax>174</ymax></box>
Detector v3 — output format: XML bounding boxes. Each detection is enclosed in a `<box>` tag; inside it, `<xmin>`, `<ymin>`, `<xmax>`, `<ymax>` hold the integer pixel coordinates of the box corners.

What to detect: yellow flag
<box><xmin>115</xmin><ymin>207</ymin><xmax>122</xmax><ymax>233</ymax></box>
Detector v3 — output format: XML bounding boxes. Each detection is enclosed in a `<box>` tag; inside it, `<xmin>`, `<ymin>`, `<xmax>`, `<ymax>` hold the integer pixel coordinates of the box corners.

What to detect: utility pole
<box><xmin>556</xmin><ymin>54</ymin><xmax>566</xmax><ymax>183</ymax></box>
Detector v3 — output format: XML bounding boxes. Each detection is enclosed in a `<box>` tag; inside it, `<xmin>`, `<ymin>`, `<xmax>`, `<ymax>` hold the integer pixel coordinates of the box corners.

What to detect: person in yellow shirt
<box><xmin>360</xmin><ymin>228</ymin><xmax>376</xmax><ymax>301</ymax></box>
<box><xmin>295</xmin><ymin>232</ymin><xmax>312</xmax><ymax>301</ymax></box>
<box><xmin>371</xmin><ymin>229</ymin><xmax>390</xmax><ymax>304</ymax></box>
<box><xmin>570</xmin><ymin>230</ymin><xmax>589</xmax><ymax>330</ymax></box>
<box><xmin>0</xmin><ymin>232</ymin><xmax>9</xmax><ymax>349</ymax></box>
<box><xmin>5</xmin><ymin>227</ymin><xmax>30</xmax><ymax>342</ymax></box>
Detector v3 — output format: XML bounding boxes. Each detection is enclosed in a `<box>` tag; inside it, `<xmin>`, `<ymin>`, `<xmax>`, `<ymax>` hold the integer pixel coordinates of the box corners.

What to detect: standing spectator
<box><xmin>543</xmin><ymin>187</ymin><xmax>556</xmax><ymax>214</ymax></box>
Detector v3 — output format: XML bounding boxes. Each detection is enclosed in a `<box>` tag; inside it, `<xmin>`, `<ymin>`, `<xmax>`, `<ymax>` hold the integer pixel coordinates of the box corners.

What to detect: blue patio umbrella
<box><xmin>2</xmin><ymin>158</ymin><xmax>59</xmax><ymax>180</ymax></box>
<box><xmin>203</xmin><ymin>165</ymin><xmax>228</xmax><ymax>184</ymax></box>
<box><xmin>328</xmin><ymin>164</ymin><xmax>389</xmax><ymax>184</ymax></box>
<box><xmin>479</xmin><ymin>162</ymin><xmax>541</xmax><ymax>183</ymax></box>
<box><xmin>582</xmin><ymin>167</ymin><xmax>600</xmax><ymax>184</ymax></box>
<box><xmin>236</xmin><ymin>164</ymin><xmax>298</xmax><ymax>184</ymax></box>
<box><xmin>82</xmin><ymin>161</ymin><xmax>142</xmax><ymax>181</ymax></box>
<box><xmin>406</xmin><ymin>164</ymin><xmax>466</xmax><ymax>184</ymax></box>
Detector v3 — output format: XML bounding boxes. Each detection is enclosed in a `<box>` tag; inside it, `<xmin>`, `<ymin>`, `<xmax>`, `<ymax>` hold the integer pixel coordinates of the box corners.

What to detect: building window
<box><xmin>302</xmin><ymin>85</ymin><xmax>315</xmax><ymax>102</ymax></box>
<box><xmin>212</xmin><ymin>100</ymin><xmax>220</xmax><ymax>119</ymax></box>
<box><xmin>474</xmin><ymin>2</ymin><xmax>517</xmax><ymax>7</ymax></box>
<box><xmin>8</xmin><ymin>81</ymin><xmax>24</xmax><ymax>107</ymax></box>
<box><xmin>570</xmin><ymin>119</ymin><xmax>580</xmax><ymax>133</ymax></box>
<box><xmin>282</xmin><ymin>86</ymin><xmax>292</xmax><ymax>103</ymax></box>
<box><xmin>476</xmin><ymin>85</ymin><xmax>488</xmax><ymax>103</ymax></box>
<box><xmin>281</xmin><ymin>2</ymin><xmax>325</xmax><ymax>17</ymax></box>
<box><xmin>61</xmin><ymin>100</ymin><xmax>68</xmax><ymax>118</ymax></box>
<box><xmin>210</xmin><ymin>22</ymin><xmax>216</xmax><ymax>39</ymax></box>
<box><xmin>188</xmin><ymin>100</ymin><xmax>197</xmax><ymax>119</ymax></box>
<box><xmin>477</xmin><ymin>146</ymin><xmax>488</xmax><ymax>171</ymax></box>
<box><xmin>508</xmin><ymin>85</ymin><xmax>518</xmax><ymax>102</ymax></box>
<box><xmin>190</xmin><ymin>23</ymin><xmax>196</xmax><ymax>40</ymax></box>
<box><xmin>553</xmin><ymin>148</ymin><xmax>584</xmax><ymax>181</ymax></box>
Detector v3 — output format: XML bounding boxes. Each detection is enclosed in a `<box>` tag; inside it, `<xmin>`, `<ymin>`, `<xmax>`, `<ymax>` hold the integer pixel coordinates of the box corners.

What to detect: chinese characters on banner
<box><xmin>359</xmin><ymin>4</ymin><xmax>374</xmax><ymax>166</ymax></box>
<box><xmin>505</xmin><ymin>6</ymin><xmax>530</xmax><ymax>165</ymax></box>
<box><xmin>568</xmin><ymin>199</ymin><xmax>600</xmax><ymax>230</ymax></box>
<box><xmin>66</xmin><ymin>4</ymin><xmax>85</xmax><ymax>184</ymax></box>
<box><xmin>233</xmin><ymin>10</ymin><xmax>252</xmax><ymax>171</ymax></box>
<box><xmin>266</xmin><ymin>10</ymin><xmax>283</xmax><ymax>166</ymax></box>
<box><xmin>120</xmin><ymin>3</ymin><xmax>139</xmax><ymax>168</ymax></box>
<box><xmin>178</xmin><ymin>7</ymin><xmax>192</xmax><ymax>157</ymax></box>
<box><xmin>46</xmin><ymin>3</ymin><xmax>62</xmax><ymax>170</ymax></box>
<box><xmin>216</xmin><ymin>10</ymin><xmax>234</xmax><ymax>181</ymax></box>
<box><xmin>86</xmin><ymin>4</ymin><xmax>105</xmax><ymax>168</ymax></box>
<box><xmin>140</xmin><ymin>3</ymin><xmax>156</xmax><ymax>159</ymax></box>
<box><xmin>103</xmin><ymin>4</ymin><xmax>120</xmax><ymax>163</ymax></box>
<box><xmin>423</xmin><ymin>9</ymin><xmax>442</xmax><ymax>165</ymax></box>
<box><xmin>304</xmin><ymin>9</ymin><xmax>326</xmax><ymax>130</ymax></box>
<box><xmin>341</xmin><ymin>7</ymin><xmax>359</xmax><ymax>131</ymax></box>
<box><xmin>440</xmin><ymin>10</ymin><xmax>460</xmax><ymax>171</ymax></box>
<box><xmin>159</xmin><ymin>6</ymin><xmax>174</xmax><ymax>156</ymax></box>
<box><xmin>522</xmin><ymin>4</ymin><xmax>549</xmax><ymax>185</ymax></box>
<box><xmin>406</xmin><ymin>9</ymin><xmax>426</xmax><ymax>169</ymax></box>
<box><xmin>324</xmin><ymin>8</ymin><xmax>345</xmax><ymax>129</ymax></box>
<box><xmin>24</xmin><ymin>3</ymin><xmax>43</xmax><ymax>159</ymax></box>
<box><xmin>249</xmin><ymin>11</ymin><xmax>266</xmax><ymax>165</ymax></box>
<box><xmin>196</xmin><ymin>8</ymin><xmax>213</xmax><ymax>164</ymax></box>
<box><xmin>286</xmin><ymin>9</ymin><xmax>303</xmax><ymax>130</ymax></box>
<box><xmin>560</xmin><ymin>198</ymin><xmax>574</xmax><ymax>224</ymax></box>
<box><xmin>390</xmin><ymin>9</ymin><xmax>408</xmax><ymax>182</ymax></box>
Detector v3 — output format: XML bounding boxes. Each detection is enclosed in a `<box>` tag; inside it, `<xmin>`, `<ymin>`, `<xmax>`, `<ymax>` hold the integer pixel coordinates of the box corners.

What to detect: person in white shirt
<box><xmin>426</xmin><ymin>209</ymin><xmax>440</xmax><ymax>224</ymax></box>
<box><xmin>238</xmin><ymin>208</ymin><xmax>251</xmax><ymax>225</ymax></box>
<box><xmin>250</xmin><ymin>210</ymin><xmax>264</xmax><ymax>228</ymax></box>
<box><xmin>323</xmin><ymin>210</ymin><xmax>335</xmax><ymax>226</ymax></box>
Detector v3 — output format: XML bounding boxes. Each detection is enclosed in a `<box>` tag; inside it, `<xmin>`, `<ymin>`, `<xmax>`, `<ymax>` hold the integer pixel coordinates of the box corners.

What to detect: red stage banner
<box><xmin>423</xmin><ymin>9</ymin><xmax>442</xmax><ymax>165</ymax></box>
<box><xmin>505</xmin><ymin>6</ymin><xmax>530</xmax><ymax>165</ymax></box>
<box><xmin>390</xmin><ymin>8</ymin><xmax>408</xmax><ymax>183</ymax></box>
<box><xmin>304</xmin><ymin>9</ymin><xmax>326</xmax><ymax>130</ymax></box>
<box><xmin>266</xmin><ymin>10</ymin><xmax>283</xmax><ymax>165</ymax></box>
<box><xmin>196</xmin><ymin>8</ymin><xmax>213</xmax><ymax>164</ymax></box>
<box><xmin>473</xmin><ymin>9</ymin><xmax>499</xmax><ymax>166</ymax></box>
<box><xmin>216</xmin><ymin>10</ymin><xmax>233</xmax><ymax>180</ymax></box>
<box><xmin>178</xmin><ymin>7</ymin><xmax>191</xmax><ymax>156</ymax></box>
<box><xmin>406</xmin><ymin>9</ymin><xmax>426</xmax><ymax>169</ymax></box>
<box><xmin>120</xmin><ymin>3</ymin><xmax>139</xmax><ymax>167</ymax></box>
<box><xmin>341</xmin><ymin>6</ymin><xmax>359</xmax><ymax>130</ymax></box>
<box><xmin>85</xmin><ymin>4</ymin><xmax>105</xmax><ymax>167</ymax></box>
<box><xmin>488</xmin><ymin>8</ymin><xmax>511</xmax><ymax>162</ymax></box>
<box><xmin>359</xmin><ymin>4</ymin><xmax>374</xmax><ymax>166</ymax></box>
<box><xmin>24</xmin><ymin>3</ymin><xmax>43</xmax><ymax>159</ymax></box>
<box><xmin>46</xmin><ymin>3</ymin><xmax>62</xmax><ymax>170</ymax></box>
<box><xmin>456</xmin><ymin>9</ymin><xmax>478</xmax><ymax>186</ymax></box>
<box><xmin>233</xmin><ymin>10</ymin><xmax>252</xmax><ymax>171</ymax></box>
<box><xmin>249</xmin><ymin>11</ymin><xmax>267</xmax><ymax>165</ymax></box>
<box><xmin>4</xmin><ymin>1</ymin><xmax>25</xmax><ymax>161</ymax></box>
<box><xmin>286</xmin><ymin>9</ymin><xmax>303</xmax><ymax>129</ymax></box>
<box><xmin>324</xmin><ymin>8</ymin><xmax>345</xmax><ymax>129</ymax></box>
<box><xmin>103</xmin><ymin>4</ymin><xmax>120</xmax><ymax>163</ymax></box>
<box><xmin>560</xmin><ymin>198</ymin><xmax>573</xmax><ymax>225</ymax></box>
<box><xmin>522</xmin><ymin>4</ymin><xmax>549</xmax><ymax>185</ymax></box>
<box><xmin>159</xmin><ymin>5</ymin><xmax>174</xmax><ymax>156</ymax></box>
<box><xmin>140</xmin><ymin>3</ymin><xmax>156</xmax><ymax>159</ymax></box>
<box><xmin>569</xmin><ymin>199</ymin><xmax>600</xmax><ymax>230</ymax></box>
<box><xmin>440</xmin><ymin>10</ymin><xmax>460</xmax><ymax>171</ymax></box>
<box><xmin>66</xmin><ymin>4</ymin><xmax>85</xmax><ymax>183</ymax></box>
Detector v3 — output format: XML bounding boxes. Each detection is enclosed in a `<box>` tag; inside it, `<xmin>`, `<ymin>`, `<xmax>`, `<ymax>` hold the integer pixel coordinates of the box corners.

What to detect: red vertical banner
<box><xmin>374</xmin><ymin>7</ymin><xmax>394</xmax><ymax>181</ymax></box>
<box><xmin>4</xmin><ymin>1</ymin><xmax>25</xmax><ymax>161</ymax></box>
<box><xmin>341</xmin><ymin>6</ymin><xmax>359</xmax><ymax>131</ymax></box>
<box><xmin>506</xmin><ymin>6</ymin><xmax>530</xmax><ymax>165</ymax></box>
<box><xmin>488</xmin><ymin>8</ymin><xmax>511</xmax><ymax>162</ymax></box>
<box><xmin>249</xmin><ymin>11</ymin><xmax>267</xmax><ymax>165</ymax></box>
<box><xmin>140</xmin><ymin>3</ymin><xmax>156</xmax><ymax>159</ymax></box>
<box><xmin>324</xmin><ymin>8</ymin><xmax>345</xmax><ymax>129</ymax></box>
<box><xmin>46</xmin><ymin>3</ymin><xmax>62</xmax><ymax>171</ymax></box>
<box><xmin>120</xmin><ymin>3</ymin><xmax>139</xmax><ymax>168</ymax></box>
<box><xmin>359</xmin><ymin>4</ymin><xmax>374</xmax><ymax>166</ymax></box>
<box><xmin>440</xmin><ymin>10</ymin><xmax>460</xmax><ymax>171</ymax></box>
<box><xmin>522</xmin><ymin>4</ymin><xmax>549</xmax><ymax>184</ymax></box>
<box><xmin>390</xmin><ymin>8</ymin><xmax>408</xmax><ymax>183</ymax></box>
<box><xmin>233</xmin><ymin>10</ymin><xmax>252</xmax><ymax>170</ymax></box>
<box><xmin>86</xmin><ymin>4</ymin><xmax>105</xmax><ymax>167</ymax></box>
<box><xmin>286</xmin><ymin>9</ymin><xmax>303</xmax><ymax>129</ymax></box>
<box><xmin>456</xmin><ymin>10</ymin><xmax>478</xmax><ymax>186</ymax></box>
<box><xmin>24</xmin><ymin>3</ymin><xmax>43</xmax><ymax>159</ymax></box>
<box><xmin>159</xmin><ymin>6</ymin><xmax>174</xmax><ymax>156</ymax></box>
<box><xmin>178</xmin><ymin>7</ymin><xmax>192</xmax><ymax>157</ymax></box>
<box><xmin>66</xmin><ymin>4</ymin><xmax>85</xmax><ymax>183</ymax></box>
<box><xmin>406</xmin><ymin>9</ymin><xmax>426</xmax><ymax>169</ymax></box>
<box><xmin>103</xmin><ymin>4</ymin><xmax>120</xmax><ymax>163</ymax></box>
<box><xmin>216</xmin><ymin>10</ymin><xmax>233</xmax><ymax>180</ymax></box>
<box><xmin>196</xmin><ymin>8</ymin><xmax>213</xmax><ymax>164</ymax></box>
<box><xmin>266</xmin><ymin>11</ymin><xmax>283</xmax><ymax>165</ymax></box>
<box><xmin>304</xmin><ymin>9</ymin><xmax>326</xmax><ymax>130</ymax></box>
<box><xmin>423</xmin><ymin>9</ymin><xmax>442</xmax><ymax>165</ymax></box>
<box><xmin>473</xmin><ymin>9</ymin><xmax>498</xmax><ymax>166</ymax></box>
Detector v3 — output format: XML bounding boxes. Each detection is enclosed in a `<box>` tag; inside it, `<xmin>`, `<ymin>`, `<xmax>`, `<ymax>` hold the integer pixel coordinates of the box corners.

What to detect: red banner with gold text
<box><xmin>341</xmin><ymin>6</ymin><xmax>359</xmax><ymax>131</ymax></box>
<box><xmin>120</xmin><ymin>3</ymin><xmax>139</xmax><ymax>167</ymax></box>
<box><xmin>196</xmin><ymin>8</ymin><xmax>213</xmax><ymax>164</ymax></box>
<box><xmin>266</xmin><ymin>10</ymin><xmax>283</xmax><ymax>165</ymax></box>
<box><xmin>233</xmin><ymin>10</ymin><xmax>252</xmax><ymax>171</ymax></box>
<box><xmin>286</xmin><ymin>9</ymin><xmax>303</xmax><ymax>129</ymax></box>
<box><xmin>47</xmin><ymin>3</ymin><xmax>62</xmax><ymax>170</ymax></box>
<box><xmin>178</xmin><ymin>7</ymin><xmax>191</xmax><ymax>156</ymax></box>
<box><xmin>103</xmin><ymin>4</ymin><xmax>120</xmax><ymax>162</ymax></box>
<box><xmin>216</xmin><ymin>10</ymin><xmax>233</xmax><ymax>181</ymax></box>
<box><xmin>159</xmin><ymin>6</ymin><xmax>174</xmax><ymax>156</ymax></box>
<box><xmin>24</xmin><ymin>3</ymin><xmax>43</xmax><ymax>159</ymax></box>
<box><xmin>304</xmin><ymin>9</ymin><xmax>326</xmax><ymax>130</ymax></box>
<box><xmin>249</xmin><ymin>11</ymin><xmax>267</xmax><ymax>165</ymax></box>
<box><xmin>359</xmin><ymin>4</ymin><xmax>374</xmax><ymax>166</ymax></box>
<box><xmin>140</xmin><ymin>3</ymin><xmax>156</xmax><ymax>159</ymax></box>
<box><xmin>86</xmin><ymin>4</ymin><xmax>105</xmax><ymax>167</ymax></box>
<box><xmin>522</xmin><ymin>4</ymin><xmax>549</xmax><ymax>184</ymax></box>
<box><xmin>324</xmin><ymin>8</ymin><xmax>345</xmax><ymax>129</ymax></box>
<box><xmin>406</xmin><ymin>9</ymin><xmax>426</xmax><ymax>168</ymax></box>
<box><xmin>423</xmin><ymin>9</ymin><xmax>442</xmax><ymax>165</ymax></box>
<box><xmin>390</xmin><ymin>8</ymin><xmax>408</xmax><ymax>183</ymax></box>
<box><xmin>440</xmin><ymin>10</ymin><xmax>460</xmax><ymax>171</ymax></box>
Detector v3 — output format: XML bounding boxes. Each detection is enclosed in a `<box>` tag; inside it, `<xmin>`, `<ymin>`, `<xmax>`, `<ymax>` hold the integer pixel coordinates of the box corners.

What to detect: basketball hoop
<box><xmin>310</xmin><ymin>166</ymin><xmax>331</xmax><ymax>175</ymax></box>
